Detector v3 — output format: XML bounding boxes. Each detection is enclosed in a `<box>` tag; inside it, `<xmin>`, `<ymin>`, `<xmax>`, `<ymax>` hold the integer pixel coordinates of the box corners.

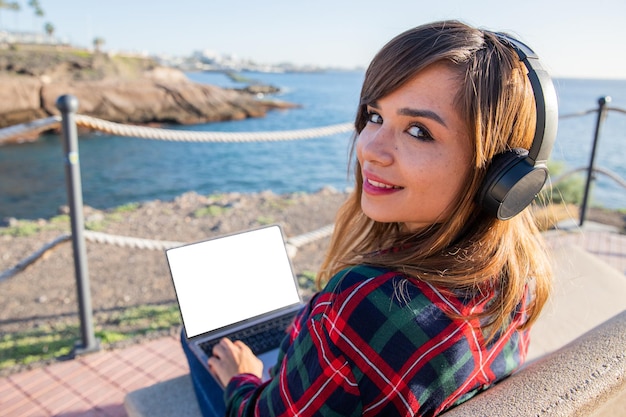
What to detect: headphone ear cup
<box><xmin>477</xmin><ymin>148</ymin><xmax>548</xmax><ymax>220</ymax></box>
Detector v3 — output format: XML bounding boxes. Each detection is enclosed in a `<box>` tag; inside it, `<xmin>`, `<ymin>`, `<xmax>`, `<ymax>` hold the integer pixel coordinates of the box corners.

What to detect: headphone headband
<box><xmin>493</xmin><ymin>33</ymin><xmax>559</xmax><ymax>165</ymax></box>
<box><xmin>476</xmin><ymin>33</ymin><xmax>559</xmax><ymax>220</ymax></box>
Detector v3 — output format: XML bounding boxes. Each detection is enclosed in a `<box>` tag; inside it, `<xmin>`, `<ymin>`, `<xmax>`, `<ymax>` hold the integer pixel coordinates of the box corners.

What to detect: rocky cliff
<box><xmin>0</xmin><ymin>45</ymin><xmax>294</xmax><ymax>143</ymax></box>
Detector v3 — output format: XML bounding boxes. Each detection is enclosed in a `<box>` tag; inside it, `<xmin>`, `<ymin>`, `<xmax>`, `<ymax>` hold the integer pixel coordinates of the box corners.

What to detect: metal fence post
<box><xmin>579</xmin><ymin>96</ymin><xmax>611</xmax><ymax>227</ymax></box>
<box><xmin>56</xmin><ymin>95</ymin><xmax>100</xmax><ymax>355</ymax></box>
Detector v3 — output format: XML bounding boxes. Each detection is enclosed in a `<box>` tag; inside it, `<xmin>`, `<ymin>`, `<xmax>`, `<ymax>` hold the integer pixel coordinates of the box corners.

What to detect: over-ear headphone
<box><xmin>476</xmin><ymin>32</ymin><xmax>558</xmax><ymax>220</ymax></box>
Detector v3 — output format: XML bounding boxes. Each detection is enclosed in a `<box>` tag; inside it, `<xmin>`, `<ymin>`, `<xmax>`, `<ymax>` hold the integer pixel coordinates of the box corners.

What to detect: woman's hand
<box><xmin>207</xmin><ymin>338</ymin><xmax>264</xmax><ymax>387</ymax></box>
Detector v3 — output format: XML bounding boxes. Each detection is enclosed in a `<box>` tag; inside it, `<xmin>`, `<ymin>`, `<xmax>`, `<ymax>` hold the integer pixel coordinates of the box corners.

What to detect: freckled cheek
<box><xmin>355</xmin><ymin>132</ymin><xmax>375</xmax><ymax>164</ymax></box>
<box><xmin>442</xmin><ymin>163</ymin><xmax>473</xmax><ymax>208</ymax></box>
<box><xmin>418</xmin><ymin>158</ymin><xmax>467</xmax><ymax>207</ymax></box>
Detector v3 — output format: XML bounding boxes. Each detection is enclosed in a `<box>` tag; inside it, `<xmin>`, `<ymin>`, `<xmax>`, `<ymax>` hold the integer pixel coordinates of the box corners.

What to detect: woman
<box><xmin>184</xmin><ymin>20</ymin><xmax>554</xmax><ymax>416</ymax></box>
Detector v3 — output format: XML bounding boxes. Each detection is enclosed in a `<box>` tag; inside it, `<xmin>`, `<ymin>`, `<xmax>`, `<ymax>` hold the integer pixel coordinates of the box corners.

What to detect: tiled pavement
<box><xmin>1</xmin><ymin>336</ymin><xmax>187</xmax><ymax>417</ymax></box>
<box><xmin>1</xmin><ymin>224</ymin><xmax>625</xmax><ymax>417</ymax></box>
<box><xmin>543</xmin><ymin>224</ymin><xmax>626</xmax><ymax>275</ymax></box>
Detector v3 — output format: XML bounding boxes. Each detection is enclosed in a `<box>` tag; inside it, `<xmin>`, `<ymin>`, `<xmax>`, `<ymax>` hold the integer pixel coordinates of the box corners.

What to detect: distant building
<box><xmin>158</xmin><ymin>49</ymin><xmax>326</xmax><ymax>73</ymax></box>
<box><xmin>0</xmin><ymin>30</ymin><xmax>68</xmax><ymax>47</ymax></box>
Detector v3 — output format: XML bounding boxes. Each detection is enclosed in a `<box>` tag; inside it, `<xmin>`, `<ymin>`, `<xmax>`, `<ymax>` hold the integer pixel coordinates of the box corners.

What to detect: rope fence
<box><xmin>558</xmin><ymin>105</ymin><xmax>626</xmax><ymax>119</ymax></box>
<box><xmin>74</xmin><ymin>115</ymin><xmax>354</xmax><ymax>142</ymax></box>
<box><xmin>0</xmin><ymin>224</ymin><xmax>335</xmax><ymax>283</ymax></box>
<box><xmin>0</xmin><ymin>114</ymin><xmax>354</xmax><ymax>144</ymax></box>
<box><xmin>549</xmin><ymin>166</ymin><xmax>626</xmax><ymax>190</ymax></box>
<box><xmin>0</xmin><ymin>115</ymin><xmax>61</xmax><ymax>143</ymax></box>
<box><xmin>2</xmin><ymin>103</ymin><xmax>624</xmax><ymax>145</ymax></box>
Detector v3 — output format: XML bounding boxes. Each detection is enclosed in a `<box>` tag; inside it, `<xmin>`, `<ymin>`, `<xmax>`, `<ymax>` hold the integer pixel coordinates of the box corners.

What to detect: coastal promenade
<box><xmin>1</xmin><ymin>222</ymin><xmax>625</xmax><ymax>417</ymax></box>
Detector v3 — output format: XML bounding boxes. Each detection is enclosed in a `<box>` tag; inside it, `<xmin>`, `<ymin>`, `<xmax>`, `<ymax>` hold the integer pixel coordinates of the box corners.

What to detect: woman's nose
<box><xmin>357</xmin><ymin>126</ymin><xmax>394</xmax><ymax>166</ymax></box>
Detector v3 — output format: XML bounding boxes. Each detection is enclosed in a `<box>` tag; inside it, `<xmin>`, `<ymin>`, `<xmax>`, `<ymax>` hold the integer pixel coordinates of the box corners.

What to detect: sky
<box><xmin>3</xmin><ymin>0</ymin><xmax>625</xmax><ymax>79</ymax></box>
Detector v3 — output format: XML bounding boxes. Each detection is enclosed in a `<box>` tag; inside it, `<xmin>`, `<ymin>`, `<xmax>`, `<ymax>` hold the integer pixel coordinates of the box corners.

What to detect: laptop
<box><xmin>165</xmin><ymin>224</ymin><xmax>304</xmax><ymax>383</ymax></box>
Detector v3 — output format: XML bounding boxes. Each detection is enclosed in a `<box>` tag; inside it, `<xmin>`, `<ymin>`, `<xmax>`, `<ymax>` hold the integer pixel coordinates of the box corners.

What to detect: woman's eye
<box><xmin>407</xmin><ymin>124</ymin><xmax>433</xmax><ymax>141</ymax></box>
<box><xmin>367</xmin><ymin>111</ymin><xmax>383</xmax><ymax>124</ymax></box>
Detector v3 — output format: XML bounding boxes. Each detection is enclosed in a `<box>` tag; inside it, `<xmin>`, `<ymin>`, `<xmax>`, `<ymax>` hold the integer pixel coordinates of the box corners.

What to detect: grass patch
<box><xmin>0</xmin><ymin>217</ymin><xmax>70</xmax><ymax>237</ymax></box>
<box><xmin>225</xmin><ymin>71</ymin><xmax>254</xmax><ymax>83</ymax></box>
<box><xmin>107</xmin><ymin>304</ymin><xmax>181</xmax><ymax>332</ymax></box>
<box><xmin>105</xmin><ymin>212</ymin><xmax>124</xmax><ymax>222</ymax></box>
<box><xmin>531</xmin><ymin>203</ymin><xmax>578</xmax><ymax>231</ymax></box>
<box><xmin>85</xmin><ymin>220</ymin><xmax>107</xmax><ymax>231</ymax></box>
<box><xmin>0</xmin><ymin>304</ymin><xmax>181</xmax><ymax>373</ymax></box>
<box><xmin>207</xmin><ymin>193</ymin><xmax>227</xmax><ymax>200</ymax></box>
<box><xmin>85</xmin><ymin>202</ymin><xmax>142</xmax><ymax>230</ymax></box>
<box><xmin>49</xmin><ymin>214</ymin><xmax>70</xmax><ymax>224</ymax></box>
<box><xmin>69</xmin><ymin>49</ymin><xmax>92</xmax><ymax>58</ymax></box>
<box><xmin>256</xmin><ymin>216</ymin><xmax>275</xmax><ymax>225</ymax></box>
<box><xmin>0</xmin><ymin>221</ymin><xmax>42</xmax><ymax>237</ymax></box>
<box><xmin>265</xmin><ymin>197</ymin><xmax>297</xmax><ymax>211</ymax></box>
<box><xmin>297</xmin><ymin>270</ymin><xmax>318</xmax><ymax>292</ymax></box>
<box><xmin>0</xmin><ymin>324</ymin><xmax>77</xmax><ymax>369</ymax></box>
<box><xmin>112</xmin><ymin>202</ymin><xmax>140</xmax><ymax>213</ymax></box>
<box><xmin>537</xmin><ymin>161</ymin><xmax>587</xmax><ymax>206</ymax></box>
<box><xmin>193</xmin><ymin>205</ymin><xmax>231</xmax><ymax>218</ymax></box>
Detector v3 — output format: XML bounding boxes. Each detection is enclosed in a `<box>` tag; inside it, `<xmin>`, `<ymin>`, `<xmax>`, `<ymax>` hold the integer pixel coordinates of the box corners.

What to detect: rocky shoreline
<box><xmin>0</xmin><ymin>45</ymin><xmax>296</xmax><ymax>144</ymax></box>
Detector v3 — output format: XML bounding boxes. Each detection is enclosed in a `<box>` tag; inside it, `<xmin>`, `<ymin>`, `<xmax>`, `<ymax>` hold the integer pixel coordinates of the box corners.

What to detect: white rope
<box><xmin>558</xmin><ymin>109</ymin><xmax>597</xmax><ymax>119</ymax></box>
<box><xmin>0</xmin><ymin>234</ymin><xmax>70</xmax><ymax>282</ymax></box>
<box><xmin>549</xmin><ymin>166</ymin><xmax>626</xmax><ymax>189</ymax></box>
<box><xmin>0</xmin><ymin>224</ymin><xmax>335</xmax><ymax>282</ymax></box>
<box><xmin>75</xmin><ymin>115</ymin><xmax>353</xmax><ymax>142</ymax></box>
<box><xmin>558</xmin><ymin>106</ymin><xmax>626</xmax><ymax>119</ymax></box>
<box><xmin>0</xmin><ymin>116</ymin><xmax>61</xmax><ymax>143</ymax></box>
<box><xmin>284</xmin><ymin>224</ymin><xmax>335</xmax><ymax>259</ymax></box>
<box><xmin>0</xmin><ymin>115</ymin><xmax>353</xmax><ymax>144</ymax></box>
<box><xmin>286</xmin><ymin>224</ymin><xmax>334</xmax><ymax>248</ymax></box>
<box><xmin>83</xmin><ymin>230</ymin><xmax>184</xmax><ymax>251</ymax></box>
<box><xmin>2</xmin><ymin>105</ymin><xmax>623</xmax><ymax>144</ymax></box>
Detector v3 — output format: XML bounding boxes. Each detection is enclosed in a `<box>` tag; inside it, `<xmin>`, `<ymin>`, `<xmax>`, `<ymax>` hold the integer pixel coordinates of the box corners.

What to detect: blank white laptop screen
<box><xmin>166</xmin><ymin>225</ymin><xmax>301</xmax><ymax>338</ymax></box>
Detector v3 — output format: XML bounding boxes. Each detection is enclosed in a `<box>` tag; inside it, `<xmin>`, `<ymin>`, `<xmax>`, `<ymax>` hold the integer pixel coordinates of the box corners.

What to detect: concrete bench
<box><xmin>125</xmin><ymin>373</ymin><xmax>202</xmax><ymax>417</ymax></box>
<box><xmin>125</xmin><ymin>244</ymin><xmax>626</xmax><ymax>417</ymax></box>
<box><xmin>125</xmin><ymin>311</ymin><xmax>626</xmax><ymax>417</ymax></box>
<box><xmin>444</xmin><ymin>310</ymin><xmax>626</xmax><ymax>417</ymax></box>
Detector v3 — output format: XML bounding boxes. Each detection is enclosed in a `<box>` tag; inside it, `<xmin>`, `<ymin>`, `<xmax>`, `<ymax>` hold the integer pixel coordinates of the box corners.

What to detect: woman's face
<box><xmin>356</xmin><ymin>63</ymin><xmax>473</xmax><ymax>232</ymax></box>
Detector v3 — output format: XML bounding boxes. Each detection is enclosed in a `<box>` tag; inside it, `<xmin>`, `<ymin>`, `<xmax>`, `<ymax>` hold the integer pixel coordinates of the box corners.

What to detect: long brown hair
<box><xmin>317</xmin><ymin>20</ymin><xmax>551</xmax><ymax>335</ymax></box>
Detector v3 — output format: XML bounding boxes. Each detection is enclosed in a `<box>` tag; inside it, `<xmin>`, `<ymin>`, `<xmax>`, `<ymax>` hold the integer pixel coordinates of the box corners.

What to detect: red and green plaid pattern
<box><xmin>225</xmin><ymin>265</ymin><xmax>529</xmax><ymax>416</ymax></box>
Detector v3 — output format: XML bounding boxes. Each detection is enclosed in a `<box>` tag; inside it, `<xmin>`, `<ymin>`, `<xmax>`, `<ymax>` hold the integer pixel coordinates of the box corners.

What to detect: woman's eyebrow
<box><xmin>398</xmin><ymin>107</ymin><xmax>447</xmax><ymax>127</ymax></box>
<box><xmin>368</xmin><ymin>101</ymin><xmax>447</xmax><ymax>127</ymax></box>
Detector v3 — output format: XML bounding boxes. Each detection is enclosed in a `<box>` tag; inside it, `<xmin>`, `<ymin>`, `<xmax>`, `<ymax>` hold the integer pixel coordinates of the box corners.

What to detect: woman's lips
<box><xmin>367</xmin><ymin>178</ymin><xmax>401</xmax><ymax>189</ymax></box>
<box><xmin>362</xmin><ymin>173</ymin><xmax>403</xmax><ymax>195</ymax></box>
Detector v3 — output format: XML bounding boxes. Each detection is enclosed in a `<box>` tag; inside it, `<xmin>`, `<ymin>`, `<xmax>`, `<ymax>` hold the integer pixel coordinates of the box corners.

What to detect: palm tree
<box><xmin>44</xmin><ymin>21</ymin><xmax>54</xmax><ymax>38</ymax></box>
<box><xmin>27</xmin><ymin>0</ymin><xmax>43</xmax><ymax>31</ymax></box>
<box><xmin>93</xmin><ymin>36</ymin><xmax>105</xmax><ymax>52</ymax></box>
<box><xmin>28</xmin><ymin>0</ymin><xmax>43</xmax><ymax>17</ymax></box>
<box><xmin>0</xmin><ymin>1</ymin><xmax>20</xmax><ymax>30</ymax></box>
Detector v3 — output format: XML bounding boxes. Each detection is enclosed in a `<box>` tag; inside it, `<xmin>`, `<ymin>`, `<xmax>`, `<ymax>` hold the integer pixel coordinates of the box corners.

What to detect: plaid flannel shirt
<box><xmin>225</xmin><ymin>265</ymin><xmax>529</xmax><ymax>416</ymax></box>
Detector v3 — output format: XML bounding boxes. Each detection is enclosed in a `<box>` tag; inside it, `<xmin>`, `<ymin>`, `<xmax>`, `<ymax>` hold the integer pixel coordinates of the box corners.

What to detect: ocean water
<box><xmin>0</xmin><ymin>71</ymin><xmax>624</xmax><ymax>220</ymax></box>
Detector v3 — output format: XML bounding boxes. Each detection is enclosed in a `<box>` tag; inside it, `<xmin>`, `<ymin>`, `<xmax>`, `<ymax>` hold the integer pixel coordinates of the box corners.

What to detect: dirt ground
<box><xmin>0</xmin><ymin>189</ymin><xmax>347</xmax><ymax>332</ymax></box>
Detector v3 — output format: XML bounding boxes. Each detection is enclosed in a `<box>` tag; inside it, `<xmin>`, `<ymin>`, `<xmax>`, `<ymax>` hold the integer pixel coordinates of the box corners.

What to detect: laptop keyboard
<box><xmin>199</xmin><ymin>312</ymin><xmax>296</xmax><ymax>356</ymax></box>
